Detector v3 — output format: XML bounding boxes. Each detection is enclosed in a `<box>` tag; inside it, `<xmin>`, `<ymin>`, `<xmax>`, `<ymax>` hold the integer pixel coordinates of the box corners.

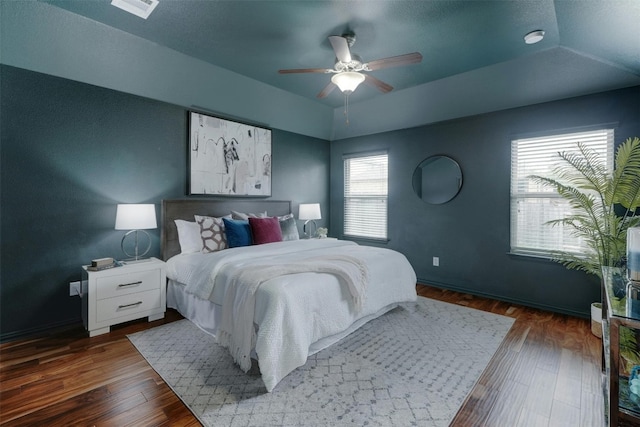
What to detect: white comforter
<box><xmin>166</xmin><ymin>239</ymin><xmax>417</xmax><ymax>391</ymax></box>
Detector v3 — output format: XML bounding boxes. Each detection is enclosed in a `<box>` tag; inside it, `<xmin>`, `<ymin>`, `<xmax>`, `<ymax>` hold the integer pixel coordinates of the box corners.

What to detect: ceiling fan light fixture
<box><xmin>331</xmin><ymin>72</ymin><xmax>365</xmax><ymax>93</ymax></box>
<box><xmin>524</xmin><ymin>30</ymin><xmax>545</xmax><ymax>45</ymax></box>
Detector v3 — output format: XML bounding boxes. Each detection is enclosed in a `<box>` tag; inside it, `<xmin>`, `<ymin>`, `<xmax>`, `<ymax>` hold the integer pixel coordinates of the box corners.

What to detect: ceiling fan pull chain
<box><xmin>344</xmin><ymin>93</ymin><xmax>350</xmax><ymax>125</ymax></box>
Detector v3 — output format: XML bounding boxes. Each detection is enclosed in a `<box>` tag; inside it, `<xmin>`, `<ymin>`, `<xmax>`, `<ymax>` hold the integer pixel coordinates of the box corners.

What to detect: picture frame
<box><xmin>188</xmin><ymin>111</ymin><xmax>272</xmax><ymax>196</ymax></box>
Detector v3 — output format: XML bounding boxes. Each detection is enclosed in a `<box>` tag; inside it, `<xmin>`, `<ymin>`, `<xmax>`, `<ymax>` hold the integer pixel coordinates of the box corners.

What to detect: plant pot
<box><xmin>591</xmin><ymin>302</ymin><xmax>602</xmax><ymax>338</ymax></box>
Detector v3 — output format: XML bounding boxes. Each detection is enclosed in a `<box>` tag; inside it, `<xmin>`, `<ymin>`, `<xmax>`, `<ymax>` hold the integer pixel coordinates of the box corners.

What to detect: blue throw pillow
<box><xmin>223</xmin><ymin>218</ymin><xmax>252</xmax><ymax>247</ymax></box>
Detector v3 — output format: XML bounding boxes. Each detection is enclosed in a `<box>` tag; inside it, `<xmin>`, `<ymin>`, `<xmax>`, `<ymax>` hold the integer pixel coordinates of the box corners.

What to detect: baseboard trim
<box><xmin>417</xmin><ymin>277</ymin><xmax>589</xmax><ymax>319</ymax></box>
<box><xmin>0</xmin><ymin>318</ymin><xmax>83</xmax><ymax>343</ymax></box>
<box><xmin>1</xmin><ymin>283</ymin><xmax>588</xmax><ymax>343</ymax></box>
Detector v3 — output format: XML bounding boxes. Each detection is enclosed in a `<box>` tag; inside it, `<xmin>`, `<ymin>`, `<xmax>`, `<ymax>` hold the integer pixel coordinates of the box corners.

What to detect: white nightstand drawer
<box><xmin>96</xmin><ymin>289</ymin><xmax>161</xmax><ymax>323</ymax></box>
<box><xmin>96</xmin><ymin>268</ymin><xmax>161</xmax><ymax>300</ymax></box>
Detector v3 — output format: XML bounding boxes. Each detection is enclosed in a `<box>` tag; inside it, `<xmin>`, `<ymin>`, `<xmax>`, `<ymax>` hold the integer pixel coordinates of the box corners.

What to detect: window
<box><xmin>344</xmin><ymin>152</ymin><xmax>388</xmax><ymax>240</ymax></box>
<box><xmin>511</xmin><ymin>129</ymin><xmax>614</xmax><ymax>256</ymax></box>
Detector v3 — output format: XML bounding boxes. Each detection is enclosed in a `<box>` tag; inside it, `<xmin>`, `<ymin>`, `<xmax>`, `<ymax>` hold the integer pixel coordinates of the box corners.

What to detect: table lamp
<box><xmin>298</xmin><ymin>203</ymin><xmax>321</xmax><ymax>239</ymax></box>
<box><xmin>115</xmin><ymin>203</ymin><xmax>157</xmax><ymax>261</ymax></box>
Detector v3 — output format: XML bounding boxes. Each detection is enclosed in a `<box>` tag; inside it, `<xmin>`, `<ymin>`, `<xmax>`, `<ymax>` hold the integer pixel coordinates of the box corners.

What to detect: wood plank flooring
<box><xmin>419</xmin><ymin>286</ymin><xmax>605</xmax><ymax>427</ymax></box>
<box><xmin>0</xmin><ymin>284</ymin><xmax>604</xmax><ymax>426</ymax></box>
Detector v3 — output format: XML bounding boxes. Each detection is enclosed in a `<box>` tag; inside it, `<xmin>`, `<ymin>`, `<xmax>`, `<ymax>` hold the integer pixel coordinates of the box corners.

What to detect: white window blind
<box><xmin>344</xmin><ymin>152</ymin><xmax>388</xmax><ymax>240</ymax></box>
<box><xmin>510</xmin><ymin>128</ymin><xmax>614</xmax><ymax>256</ymax></box>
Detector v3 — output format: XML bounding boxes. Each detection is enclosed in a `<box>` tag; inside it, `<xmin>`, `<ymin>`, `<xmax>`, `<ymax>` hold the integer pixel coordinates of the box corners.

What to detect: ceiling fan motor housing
<box><xmin>342</xmin><ymin>32</ymin><xmax>356</xmax><ymax>47</ymax></box>
<box><xmin>334</xmin><ymin>54</ymin><xmax>365</xmax><ymax>73</ymax></box>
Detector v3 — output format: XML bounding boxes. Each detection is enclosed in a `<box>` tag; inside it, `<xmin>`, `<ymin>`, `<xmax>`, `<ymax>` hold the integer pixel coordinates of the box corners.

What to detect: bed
<box><xmin>161</xmin><ymin>199</ymin><xmax>417</xmax><ymax>392</ymax></box>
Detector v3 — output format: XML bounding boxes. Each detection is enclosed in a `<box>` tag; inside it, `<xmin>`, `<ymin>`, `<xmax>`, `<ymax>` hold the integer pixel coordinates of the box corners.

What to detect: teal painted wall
<box><xmin>2</xmin><ymin>61</ymin><xmax>638</xmax><ymax>339</ymax></box>
<box><xmin>331</xmin><ymin>86</ymin><xmax>640</xmax><ymax>317</ymax></box>
<box><xmin>0</xmin><ymin>65</ymin><xmax>330</xmax><ymax>340</ymax></box>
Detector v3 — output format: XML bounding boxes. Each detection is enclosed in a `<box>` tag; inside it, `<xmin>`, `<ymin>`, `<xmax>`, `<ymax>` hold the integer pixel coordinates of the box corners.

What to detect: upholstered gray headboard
<box><xmin>161</xmin><ymin>199</ymin><xmax>292</xmax><ymax>261</ymax></box>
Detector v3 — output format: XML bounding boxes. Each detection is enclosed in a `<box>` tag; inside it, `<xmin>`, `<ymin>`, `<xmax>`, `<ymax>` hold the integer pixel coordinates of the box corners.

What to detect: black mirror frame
<box><xmin>412</xmin><ymin>155</ymin><xmax>463</xmax><ymax>204</ymax></box>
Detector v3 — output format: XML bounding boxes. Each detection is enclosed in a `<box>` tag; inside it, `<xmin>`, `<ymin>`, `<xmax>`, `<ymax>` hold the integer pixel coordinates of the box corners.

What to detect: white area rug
<box><xmin>128</xmin><ymin>297</ymin><xmax>514</xmax><ymax>426</ymax></box>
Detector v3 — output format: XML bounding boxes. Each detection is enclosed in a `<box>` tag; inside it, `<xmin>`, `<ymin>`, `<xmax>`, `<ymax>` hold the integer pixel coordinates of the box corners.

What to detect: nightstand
<box><xmin>81</xmin><ymin>257</ymin><xmax>166</xmax><ymax>337</ymax></box>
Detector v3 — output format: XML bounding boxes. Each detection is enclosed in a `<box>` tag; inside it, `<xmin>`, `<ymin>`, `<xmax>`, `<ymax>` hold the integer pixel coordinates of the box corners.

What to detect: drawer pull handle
<box><xmin>118</xmin><ymin>301</ymin><xmax>143</xmax><ymax>309</ymax></box>
<box><xmin>118</xmin><ymin>281</ymin><xmax>142</xmax><ymax>288</ymax></box>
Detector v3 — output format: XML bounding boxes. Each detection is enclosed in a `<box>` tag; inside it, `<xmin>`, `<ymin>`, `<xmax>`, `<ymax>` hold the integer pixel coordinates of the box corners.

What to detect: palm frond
<box><xmin>611</xmin><ymin>137</ymin><xmax>640</xmax><ymax>210</ymax></box>
<box><xmin>529</xmin><ymin>136</ymin><xmax>640</xmax><ymax>278</ymax></box>
<box><xmin>553</xmin><ymin>142</ymin><xmax>609</xmax><ymax>193</ymax></box>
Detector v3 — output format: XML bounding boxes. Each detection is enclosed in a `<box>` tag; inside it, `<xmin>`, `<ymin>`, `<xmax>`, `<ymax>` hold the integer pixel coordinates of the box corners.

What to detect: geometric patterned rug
<box><xmin>128</xmin><ymin>297</ymin><xmax>514</xmax><ymax>426</ymax></box>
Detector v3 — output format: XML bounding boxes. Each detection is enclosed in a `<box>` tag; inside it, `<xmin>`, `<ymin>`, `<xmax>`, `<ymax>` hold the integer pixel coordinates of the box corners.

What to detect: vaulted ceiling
<box><xmin>4</xmin><ymin>1</ymin><xmax>640</xmax><ymax>140</ymax></box>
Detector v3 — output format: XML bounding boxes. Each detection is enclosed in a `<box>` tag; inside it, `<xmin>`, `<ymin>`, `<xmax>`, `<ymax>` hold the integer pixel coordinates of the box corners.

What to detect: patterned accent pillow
<box><xmin>194</xmin><ymin>214</ymin><xmax>230</xmax><ymax>253</ymax></box>
<box><xmin>223</xmin><ymin>218</ymin><xmax>253</xmax><ymax>247</ymax></box>
<box><xmin>174</xmin><ymin>220</ymin><xmax>202</xmax><ymax>254</ymax></box>
<box><xmin>249</xmin><ymin>217</ymin><xmax>283</xmax><ymax>245</ymax></box>
<box><xmin>279</xmin><ymin>216</ymin><xmax>299</xmax><ymax>241</ymax></box>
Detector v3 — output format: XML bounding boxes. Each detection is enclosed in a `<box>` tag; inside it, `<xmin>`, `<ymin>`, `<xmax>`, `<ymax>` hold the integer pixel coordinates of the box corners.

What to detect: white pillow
<box><xmin>174</xmin><ymin>220</ymin><xmax>201</xmax><ymax>254</ymax></box>
<box><xmin>231</xmin><ymin>210</ymin><xmax>268</xmax><ymax>220</ymax></box>
<box><xmin>277</xmin><ymin>213</ymin><xmax>294</xmax><ymax>221</ymax></box>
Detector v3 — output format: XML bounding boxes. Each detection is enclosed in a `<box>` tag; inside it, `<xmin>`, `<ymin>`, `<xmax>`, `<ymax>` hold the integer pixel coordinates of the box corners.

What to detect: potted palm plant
<box><xmin>530</xmin><ymin>136</ymin><xmax>640</xmax><ymax>336</ymax></box>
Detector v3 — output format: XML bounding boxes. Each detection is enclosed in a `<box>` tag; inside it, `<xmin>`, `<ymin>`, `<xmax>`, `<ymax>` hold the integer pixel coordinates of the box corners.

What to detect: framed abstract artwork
<box><xmin>188</xmin><ymin>111</ymin><xmax>272</xmax><ymax>196</ymax></box>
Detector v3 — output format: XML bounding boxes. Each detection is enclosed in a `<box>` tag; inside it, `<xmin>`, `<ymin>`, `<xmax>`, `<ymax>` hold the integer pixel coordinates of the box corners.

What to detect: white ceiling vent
<box><xmin>111</xmin><ymin>0</ymin><xmax>158</xmax><ymax>19</ymax></box>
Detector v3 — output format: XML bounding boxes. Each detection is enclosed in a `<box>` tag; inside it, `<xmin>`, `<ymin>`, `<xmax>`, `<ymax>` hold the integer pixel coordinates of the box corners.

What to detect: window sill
<box><xmin>507</xmin><ymin>251</ymin><xmax>560</xmax><ymax>264</ymax></box>
<box><xmin>508</xmin><ymin>251</ymin><xmax>552</xmax><ymax>259</ymax></box>
<box><xmin>342</xmin><ymin>235</ymin><xmax>389</xmax><ymax>245</ymax></box>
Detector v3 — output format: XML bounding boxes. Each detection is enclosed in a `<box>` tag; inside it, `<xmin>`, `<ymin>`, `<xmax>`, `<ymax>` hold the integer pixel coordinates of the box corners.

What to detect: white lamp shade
<box><xmin>331</xmin><ymin>72</ymin><xmax>365</xmax><ymax>93</ymax></box>
<box><xmin>115</xmin><ymin>204</ymin><xmax>157</xmax><ymax>230</ymax></box>
<box><xmin>298</xmin><ymin>203</ymin><xmax>321</xmax><ymax>221</ymax></box>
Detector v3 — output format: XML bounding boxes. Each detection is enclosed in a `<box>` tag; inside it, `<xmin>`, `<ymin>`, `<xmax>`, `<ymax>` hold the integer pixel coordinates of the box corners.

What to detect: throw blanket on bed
<box><xmin>217</xmin><ymin>255</ymin><xmax>369</xmax><ymax>373</ymax></box>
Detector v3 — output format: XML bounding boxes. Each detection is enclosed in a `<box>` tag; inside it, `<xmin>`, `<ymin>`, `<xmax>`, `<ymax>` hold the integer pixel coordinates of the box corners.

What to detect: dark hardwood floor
<box><xmin>419</xmin><ymin>286</ymin><xmax>605</xmax><ymax>427</ymax></box>
<box><xmin>0</xmin><ymin>285</ymin><xmax>604</xmax><ymax>426</ymax></box>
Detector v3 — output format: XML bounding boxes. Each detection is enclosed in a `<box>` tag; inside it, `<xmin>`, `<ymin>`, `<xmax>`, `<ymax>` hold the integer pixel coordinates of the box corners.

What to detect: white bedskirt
<box><xmin>167</xmin><ymin>279</ymin><xmax>221</xmax><ymax>337</ymax></box>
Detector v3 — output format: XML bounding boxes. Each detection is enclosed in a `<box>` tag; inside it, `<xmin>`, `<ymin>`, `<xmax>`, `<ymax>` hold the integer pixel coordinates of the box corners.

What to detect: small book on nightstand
<box><xmin>91</xmin><ymin>257</ymin><xmax>114</xmax><ymax>267</ymax></box>
<box><xmin>86</xmin><ymin>258</ymin><xmax>122</xmax><ymax>271</ymax></box>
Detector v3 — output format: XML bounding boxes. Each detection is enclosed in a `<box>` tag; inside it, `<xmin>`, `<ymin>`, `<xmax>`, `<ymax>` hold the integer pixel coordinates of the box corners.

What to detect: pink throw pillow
<box><xmin>249</xmin><ymin>217</ymin><xmax>283</xmax><ymax>245</ymax></box>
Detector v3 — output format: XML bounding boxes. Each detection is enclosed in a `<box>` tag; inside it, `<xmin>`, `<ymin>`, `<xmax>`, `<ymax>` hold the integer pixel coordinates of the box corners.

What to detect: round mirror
<box><xmin>412</xmin><ymin>155</ymin><xmax>463</xmax><ymax>204</ymax></box>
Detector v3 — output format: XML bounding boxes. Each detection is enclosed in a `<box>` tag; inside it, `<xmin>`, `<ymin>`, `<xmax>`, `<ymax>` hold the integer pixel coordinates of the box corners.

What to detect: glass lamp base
<box><xmin>121</xmin><ymin>229</ymin><xmax>152</xmax><ymax>260</ymax></box>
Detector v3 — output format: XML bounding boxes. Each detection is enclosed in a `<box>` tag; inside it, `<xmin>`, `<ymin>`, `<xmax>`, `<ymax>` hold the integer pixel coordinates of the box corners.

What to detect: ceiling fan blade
<box><xmin>365</xmin><ymin>52</ymin><xmax>423</xmax><ymax>71</ymax></box>
<box><xmin>328</xmin><ymin>35</ymin><xmax>352</xmax><ymax>63</ymax></box>
<box><xmin>317</xmin><ymin>82</ymin><xmax>337</xmax><ymax>99</ymax></box>
<box><xmin>364</xmin><ymin>74</ymin><xmax>393</xmax><ymax>93</ymax></box>
<box><xmin>278</xmin><ymin>68</ymin><xmax>331</xmax><ymax>74</ymax></box>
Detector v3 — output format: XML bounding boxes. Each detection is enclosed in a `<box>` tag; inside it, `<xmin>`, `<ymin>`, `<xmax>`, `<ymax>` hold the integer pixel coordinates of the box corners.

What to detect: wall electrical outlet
<box><xmin>433</xmin><ymin>257</ymin><xmax>439</xmax><ymax>267</ymax></box>
<box><xmin>69</xmin><ymin>281</ymin><xmax>81</xmax><ymax>296</ymax></box>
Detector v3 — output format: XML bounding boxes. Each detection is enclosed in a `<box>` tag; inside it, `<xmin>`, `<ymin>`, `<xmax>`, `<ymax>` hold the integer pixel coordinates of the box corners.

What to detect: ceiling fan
<box><xmin>278</xmin><ymin>33</ymin><xmax>423</xmax><ymax>99</ymax></box>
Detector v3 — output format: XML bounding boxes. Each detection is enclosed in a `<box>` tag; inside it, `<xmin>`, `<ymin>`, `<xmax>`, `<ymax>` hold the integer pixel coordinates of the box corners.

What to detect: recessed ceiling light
<box><xmin>111</xmin><ymin>0</ymin><xmax>158</xmax><ymax>19</ymax></box>
<box><xmin>524</xmin><ymin>30</ymin><xmax>545</xmax><ymax>45</ymax></box>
